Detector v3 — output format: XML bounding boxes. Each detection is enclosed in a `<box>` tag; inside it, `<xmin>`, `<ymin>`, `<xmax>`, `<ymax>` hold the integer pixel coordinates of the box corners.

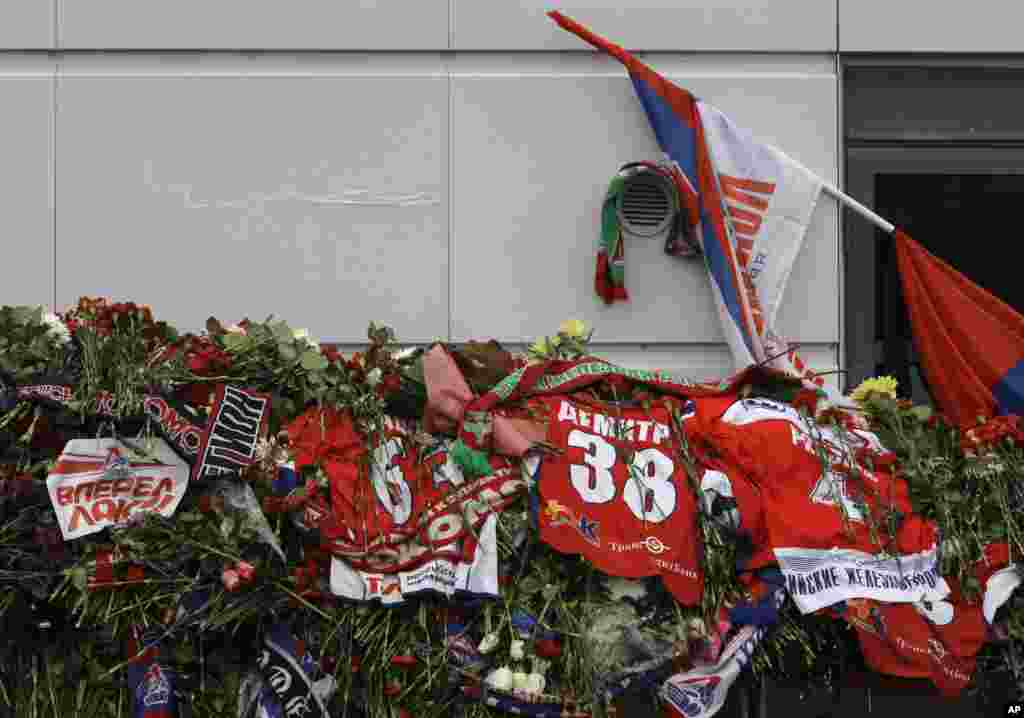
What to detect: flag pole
<box><xmin>821</xmin><ymin>181</ymin><xmax>896</xmax><ymax>235</ymax></box>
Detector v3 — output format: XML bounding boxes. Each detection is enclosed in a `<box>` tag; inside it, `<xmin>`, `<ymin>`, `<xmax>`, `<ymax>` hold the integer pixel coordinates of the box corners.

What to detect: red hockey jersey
<box><xmin>683</xmin><ymin>396</ymin><xmax>947</xmax><ymax>613</ymax></box>
<box><xmin>536</xmin><ymin>396</ymin><xmax>702</xmax><ymax>605</ymax></box>
<box><xmin>843</xmin><ymin>581</ymin><xmax>988</xmax><ymax>697</ymax></box>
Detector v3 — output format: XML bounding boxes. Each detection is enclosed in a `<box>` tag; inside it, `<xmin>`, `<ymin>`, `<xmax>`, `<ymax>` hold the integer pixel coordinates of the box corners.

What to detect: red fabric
<box><xmin>687</xmin><ymin>397</ymin><xmax>918</xmax><ymax>555</ymax></box>
<box><xmin>848</xmin><ymin>582</ymin><xmax>988</xmax><ymax>697</ymax></box>
<box><xmin>536</xmin><ymin>396</ymin><xmax>702</xmax><ymax>605</ymax></box>
<box><xmin>595</xmin><ymin>252</ymin><xmax>628</xmax><ymax>304</ymax></box>
<box><xmin>421</xmin><ymin>345</ymin><xmax>541</xmax><ymax>456</ymax></box>
<box><xmin>895</xmin><ymin>230</ymin><xmax>1024</xmax><ymax>426</ymax></box>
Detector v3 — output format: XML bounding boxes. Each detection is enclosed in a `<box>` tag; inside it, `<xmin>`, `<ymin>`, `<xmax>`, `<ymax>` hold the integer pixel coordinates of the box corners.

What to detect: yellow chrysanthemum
<box><xmin>850</xmin><ymin>375</ymin><xmax>899</xmax><ymax>405</ymax></box>
<box><xmin>529</xmin><ymin>337</ymin><xmax>550</xmax><ymax>356</ymax></box>
<box><xmin>558</xmin><ymin>318</ymin><xmax>588</xmax><ymax>339</ymax></box>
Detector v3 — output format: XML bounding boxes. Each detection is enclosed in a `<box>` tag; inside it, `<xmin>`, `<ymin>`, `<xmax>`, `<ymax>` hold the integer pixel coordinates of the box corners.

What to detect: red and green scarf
<box><xmin>596</xmin><ymin>173</ymin><xmax>629</xmax><ymax>304</ymax></box>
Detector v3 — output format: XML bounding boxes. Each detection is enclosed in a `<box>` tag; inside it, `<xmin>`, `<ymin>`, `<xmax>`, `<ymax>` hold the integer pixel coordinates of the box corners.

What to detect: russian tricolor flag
<box><xmin>548</xmin><ymin>11</ymin><xmax>757</xmax><ymax>355</ymax></box>
<box><xmin>895</xmin><ymin>230</ymin><xmax>1024</xmax><ymax>425</ymax></box>
<box><xmin>549</xmin><ymin>11</ymin><xmax>827</xmax><ymax>391</ymax></box>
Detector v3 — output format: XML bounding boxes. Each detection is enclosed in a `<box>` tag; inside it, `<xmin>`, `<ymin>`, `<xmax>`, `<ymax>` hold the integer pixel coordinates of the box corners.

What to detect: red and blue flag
<box><xmin>548</xmin><ymin>10</ymin><xmax>759</xmax><ymax>361</ymax></box>
<box><xmin>550</xmin><ymin>12</ymin><xmax>831</xmax><ymax>396</ymax></box>
<box><xmin>895</xmin><ymin>230</ymin><xmax>1024</xmax><ymax>425</ymax></box>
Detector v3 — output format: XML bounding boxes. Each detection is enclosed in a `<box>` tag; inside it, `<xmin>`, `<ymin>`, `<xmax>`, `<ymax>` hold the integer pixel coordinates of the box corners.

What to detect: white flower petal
<box><xmin>486</xmin><ymin>666</ymin><xmax>513</xmax><ymax>692</ymax></box>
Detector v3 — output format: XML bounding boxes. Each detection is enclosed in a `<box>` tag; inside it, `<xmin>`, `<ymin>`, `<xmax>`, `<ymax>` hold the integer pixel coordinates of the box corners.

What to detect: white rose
<box><xmin>42</xmin><ymin>312</ymin><xmax>71</xmax><ymax>344</ymax></box>
<box><xmin>511</xmin><ymin>672</ymin><xmax>530</xmax><ymax>692</ymax></box>
<box><xmin>226</xmin><ymin>323</ymin><xmax>247</xmax><ymax>335</ymax></box>
<box><xmin>509</xmin><ymin>639</ymin><xmax>525</xmax><ymax>661</ymax></box>
<box><xmin>485</xmin><ymin>666</ymin><xmax>513</xmax><ymax>692</ymax></box>
<box><xmin>524</xmin><ymin>673</ymin><xmax>546</xmax><ymax>695</ymax></box>
<box><xmin>477</xmin><ymin>633</ymin><xmax>500</xmax><ymax>655</ymax></box>
<box><xmin>365</xmin><ymin>367</ymin><xmax>383</xmax><ymax>387</ymax></box>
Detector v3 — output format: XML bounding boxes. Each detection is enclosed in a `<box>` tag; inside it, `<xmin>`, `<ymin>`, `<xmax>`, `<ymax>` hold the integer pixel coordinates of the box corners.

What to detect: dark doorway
<box><xmin>869</xmin><ymin>173</ymin><xmax>1024</xmax><ymax>401</ymax></box>
<box><xmin>843</xmin><ymin>63</ymin><xmax>1024</xmax><ymax>402</ymax></box>
<box><xmin>844</xmin><ymin>146</ymin><xmax>1024</xmax><ymax>403</ymax></box>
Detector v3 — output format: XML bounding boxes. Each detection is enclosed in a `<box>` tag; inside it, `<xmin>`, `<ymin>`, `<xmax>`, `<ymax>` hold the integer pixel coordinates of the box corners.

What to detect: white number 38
<box><xmin>567</xmin><ymin>430</ymin><xmax>677</xmax><ymax>523</ymax></box>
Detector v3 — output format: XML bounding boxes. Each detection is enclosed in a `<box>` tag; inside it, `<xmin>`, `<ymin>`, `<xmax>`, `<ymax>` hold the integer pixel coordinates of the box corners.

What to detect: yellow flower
<box><xmin>529</xmin><ymin>337</ymin><xmax>550</xmax><ymax>356</ymax></box>
<box><xmin>850</xmin><ymin>375</ymin><xmax>899</xmax><ymax>405</ymax></box>
<box><xmin>559</xmin><ymin>318</ymin><xmax>588</xmax><ymax>339</ymax></box>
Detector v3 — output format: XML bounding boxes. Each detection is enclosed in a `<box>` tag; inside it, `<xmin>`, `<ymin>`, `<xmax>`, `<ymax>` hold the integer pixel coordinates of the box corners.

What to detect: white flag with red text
<box><xmin>697</xmin><ymin>102</ymin><xmax>825</xmax><ymax>385</ymax></box>
<box><xmin>548</xmin><ymin>11</ymin><xmax>839</xmax><ymax>395</ymax></box>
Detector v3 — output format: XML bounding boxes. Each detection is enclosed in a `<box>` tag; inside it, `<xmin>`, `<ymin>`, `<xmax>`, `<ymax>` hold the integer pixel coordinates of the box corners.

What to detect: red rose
<box><xmin>321</xmin><ymin>345</ymin><xmax>341</xmax><ymax>364</ymax></box>
<box><xmin>390</xmin><ymin>655</ymin><xmax>418</xmax><ymax>668</ymax></box>
<box><xmin>221</xmin><ymin>568</ymin><xmax>241</xmax><ymax>592</ymax></box>
<box><xmin>235</xmin><ymin>561</ymin><xmax>256</xmax><ymax>582</ymax></box>
<box><xmin>535</xmin><ymin>638</ymin><xmax>562</xmax><ymax>658</ymax></box>
<box><xmin>381</xmin><ymin>373</ymin><xmax>402</xmax><ymax>394</ymax></box>
<box><xmin>790</xmin><ymin>389</ymin><xmax>820</xmax><ymax>415</ymax></box>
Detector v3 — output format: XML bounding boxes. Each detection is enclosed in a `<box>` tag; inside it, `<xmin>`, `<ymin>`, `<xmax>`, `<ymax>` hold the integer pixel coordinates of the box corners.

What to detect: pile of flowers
<box><xmin>0</xmin><ymin>300</ymin><xmax>1021</xmax><ymax>718</ymax></box>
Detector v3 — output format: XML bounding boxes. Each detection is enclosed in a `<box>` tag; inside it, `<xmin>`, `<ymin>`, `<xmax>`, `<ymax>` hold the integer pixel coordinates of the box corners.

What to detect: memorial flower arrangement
<box><xmin>0</xmin><ymin>300</ymin><xmax>1021</xmax><ymax>718</ymax></box>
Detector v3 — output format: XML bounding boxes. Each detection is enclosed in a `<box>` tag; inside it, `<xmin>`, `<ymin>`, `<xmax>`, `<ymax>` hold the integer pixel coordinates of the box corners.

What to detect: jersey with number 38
<box><xmin>537</xmin><ymin>396</ymin><xmax>702</xmax><ymax>605</ymax></box>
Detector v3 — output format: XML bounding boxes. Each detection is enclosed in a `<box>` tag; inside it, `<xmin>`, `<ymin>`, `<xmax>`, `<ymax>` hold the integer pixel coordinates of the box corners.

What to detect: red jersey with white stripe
<box><xmin>844</xmin><ymin>581</ymin><xmax>988</xmax><ymax>697</ymax></box>
<box><xmin>536</xmin><ymin>396</ymin><xmax>702</xmax><ymax>605</ymax></box>
<box><xmin>684</xmin><ymin>396</ymin><xmax>922</xmax><ymax>555</ymax></box>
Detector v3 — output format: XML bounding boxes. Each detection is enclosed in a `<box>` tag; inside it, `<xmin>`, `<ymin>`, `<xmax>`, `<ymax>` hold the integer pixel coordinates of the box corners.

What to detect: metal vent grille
<box><xmin>618</xmin><ymin>170</ymin><xmax>676</xmax><ymax>237</ymax></box>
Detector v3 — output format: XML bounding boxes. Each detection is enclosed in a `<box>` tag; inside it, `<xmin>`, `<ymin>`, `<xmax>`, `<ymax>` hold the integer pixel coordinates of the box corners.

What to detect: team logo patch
<box><xmin>843</xmin><ymin>598</ymin><xmax>887</xmax><ymax>637</ymax></box>
<box><xmin>578</xmin><ymin>516</ymin><xmax>601</xmax><ymax>546</ymax></box>
<box><xmin>141</xmin><ymin>664</ymin><xmax>172</xmax><ymax>708</ymax></box>
<box><xmin>665</xmin><ymin>675</ymin><xmax>721</xmax><ymax>717</ymax></box>
<box><xmin>643</xmin><ymin>536</ymin><xmax>670</xmax><ymax>554</ymax></box>
<box><xmin>543</xmin><ymin>500</ymin><xmax>601</xmax><ymax>546</ymax></box>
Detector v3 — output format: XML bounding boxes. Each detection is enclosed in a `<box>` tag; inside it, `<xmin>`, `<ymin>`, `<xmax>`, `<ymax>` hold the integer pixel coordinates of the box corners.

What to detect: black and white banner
<box><xmin>191</xmin><ymin>385</ymin><xmax>270</xmax><ymax>481</ymax></box>
<box><xmin>775</xmin><ymin>545</ymin><xmax>949</xmax><ymax>614</ymax></box>
<box><xmin>257</xmin><ymin>625</ymin><xmax>328</xmax><ymax>718</ymax></box>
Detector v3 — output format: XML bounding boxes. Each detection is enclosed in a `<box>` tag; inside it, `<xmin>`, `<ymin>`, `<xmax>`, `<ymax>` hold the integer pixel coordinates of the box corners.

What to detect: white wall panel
<box><xmin>452</xmin><ymin>1</ymin><xmax>836</xmax><ymax>52</ymax></box>
<box><xmin>0</xmin><ymin>1</ymin><xmax>54</xmax><ymax>49</ymax></box>
<box><xmin>55</xmin><ymin>57</ymin><xmax>448</xmax><ymax>342</ymax></box>
<box><xmin>840</xmin><ymin>0</ymin><xmax>1024</xmax><ymax>52</ymax></box>
<box><xmin>0</xmin><ymin>62</ymin><xmax>54</xmax><ymax>308</ymax></box>
<box><xmin>59</xmin><ymin>0</ymin><xmax>449</xmax><ymax>50</ymax></box>
<box><xmin>451</xmin><ymin>59</ymin><xmax>837</xmax><ymax>346</ymax></box>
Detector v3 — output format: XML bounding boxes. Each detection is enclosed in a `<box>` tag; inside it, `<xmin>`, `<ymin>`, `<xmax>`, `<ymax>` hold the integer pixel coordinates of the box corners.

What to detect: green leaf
<box><xmin>281</xmin><ymin>398</ymin><xmax>297</xmax><ymax>417</ymax></box>
<box><xmin>222</xmin><ymin>332</ymin><xmax>250</xmax><ymax>352</ymax></box>
<box><xmin>71</xmin><ymin>566</ymin><xmax>88</xmax><ymax>592</ymax></box>
<box><xmin>271</xmin><ymin>320</ymin><xmax>293</xmax><ymax>343</ymax></box>
<box><xmin>910</xmin><ymin>406</ymin><xmax>933</xmax><ymax>422</ymax></box>
<box><xmin>300</xmin><ymin>349</ymin><xmax>329</xmax><ymax>371</ymax></box>
<box><xmin>278</xmin><ymin>342</ymin><xmax>298</xmax><ymax>361</ymax></box>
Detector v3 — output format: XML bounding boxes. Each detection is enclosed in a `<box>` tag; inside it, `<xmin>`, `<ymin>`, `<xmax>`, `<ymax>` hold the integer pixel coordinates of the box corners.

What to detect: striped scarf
<box><xmin>596</xmin><ymin>173</ymin><xmax>629</xmax><ymax>304</ymax></box>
